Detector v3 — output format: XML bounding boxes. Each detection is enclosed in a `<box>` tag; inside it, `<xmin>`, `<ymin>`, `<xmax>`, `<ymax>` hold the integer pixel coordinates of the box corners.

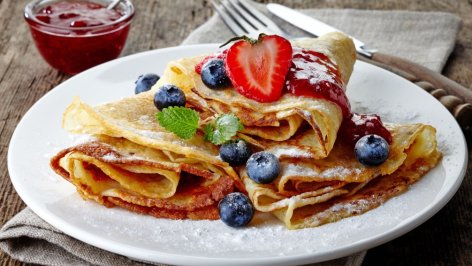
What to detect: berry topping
<box><xmin>200</xmin><ymin>59</ymin><xmax>232</xmax><ymax>89</ymax></box>
<box><xmin>220</xmin><ymin>140</ymin><xmax>252</xmax><ymax>166</ymax></box>
<box><xmin>355</xmin><ymin>134</ymin><xmax>390</xmax><ymax>166</ymax></box>
<box><xmin>36</xmin><ymin>1</ymin><xmax>122</xmax><ymax>28</ymax></box>
<box><xmin>35</xmin><ymin>14</ymin><xmax>51</xmax><ymax>23</ymax></box>
<box><xmin>195</xmin><ymin>50</ymin><xmax>228</xmax><ymax>74</ymax></box>
<box><xmin>135</xmin><ymin>73</ymin><xmax>160</xmax><ymax>94</ymax></box>
<box><xmin>246</xmin><ymin>151</ymin><xmax>280</xmax><ymax>184</ymax></box>
<box><xmin>218</xmin><ymin>192</ymin><xmax>254</xmax><ymax>227</ymax></box>
<box><xmin>59</xmin><ymin>12</ymin><xmax>79</xmax><ymax>20</ymax></box>
<box><xmin>153</xmin><ymin>84</ymin><xmax>186</xmax><ymax>110</ymax></box>
<box><xmin>339</xmin><ymin>113</ymin><xmax>393</xmax><ymax>146</ymax></box>
<box><xmin>224</xmin><ymin>34</ymin><xmax>292</xmax><ymax>102</ymax></box>
<box><xmin>69</xmin><ymin>20</ymin><xmax>88</xmax><ymax>27</ymax></box>
<box><xmin>285</xmin><ymin>49</ymin><xmax>350</xmax><ymax>117</ymax></box>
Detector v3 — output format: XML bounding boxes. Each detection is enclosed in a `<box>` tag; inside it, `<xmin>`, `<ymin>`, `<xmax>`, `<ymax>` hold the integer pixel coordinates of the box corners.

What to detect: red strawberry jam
<box><xmin>339</xmin><ymin>113</ymin><xmax>393</xmax><ymax>146</ymax></box>
<box><xmin>284</xmin><ymin>48</ymin><xmax>391</xmax><ymax>145</ymax></box>
<box><xmin>35</xmin><ymin>2</ymin><xmax>122</xmax><ymax>27</ymax></box>
<box><xmin>24</xmin><ymin>0</ymin><xmax>134</xmax><ymax>74</ymax></box>
<box><xmin>285</xmin><ymin>48</ymin><xmax>351</xmax><ymax>117</ymax></box>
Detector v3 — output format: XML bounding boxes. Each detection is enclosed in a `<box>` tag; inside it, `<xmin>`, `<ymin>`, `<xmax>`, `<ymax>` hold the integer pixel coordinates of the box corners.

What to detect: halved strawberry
<box><xmin>195</xmin><ymin>49</ymin><xmax>228</xmax><ymax>74</ymax></box>
<box><xmin>224</xmin><ymin>34</ymin><xmax>292</xmax><ymax>103</ymax></box>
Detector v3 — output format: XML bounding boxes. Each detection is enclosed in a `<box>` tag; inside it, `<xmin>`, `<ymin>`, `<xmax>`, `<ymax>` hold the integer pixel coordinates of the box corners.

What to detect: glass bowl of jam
<box><xmin>24</xmin><ymin>0</ymin><xmax>134</xmax><ymax>75</ymax></box>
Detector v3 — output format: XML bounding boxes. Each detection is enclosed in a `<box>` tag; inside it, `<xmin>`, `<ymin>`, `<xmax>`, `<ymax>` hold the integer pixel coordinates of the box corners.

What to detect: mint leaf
<box><xmin>203</xmin><ymin>123</ymin><xmax>215</xmax><ymax>142</ymax></box>
<box><xmin>155</xmin><ymin>107</ymin><xmax>199</xmax><ymax>140</ymax></box>
<box><xmin>204</xmin><ymin>114</ymin><xmax>244</xmax><ymax>145</ymax></box>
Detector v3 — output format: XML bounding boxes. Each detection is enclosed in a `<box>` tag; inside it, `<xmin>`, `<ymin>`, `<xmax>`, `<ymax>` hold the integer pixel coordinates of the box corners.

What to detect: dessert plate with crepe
<box><xmin>8</xmin><ymin>32</ymin><xmax>467</xmax><ymax>265</ymax></box>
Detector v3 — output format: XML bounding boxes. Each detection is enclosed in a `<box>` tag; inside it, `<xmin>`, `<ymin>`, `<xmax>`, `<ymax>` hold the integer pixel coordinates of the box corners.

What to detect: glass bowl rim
<box><xmin>24</xmin><ymin>0</ymin><xmax>135</xmax><ymax>31</ymax></box>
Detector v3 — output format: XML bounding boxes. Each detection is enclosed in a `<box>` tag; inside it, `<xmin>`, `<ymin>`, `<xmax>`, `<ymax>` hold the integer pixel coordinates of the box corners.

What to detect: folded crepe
<box><xmin>242</xmin><ymin>123</ymin><xmax>441</xmax><ymax>229</ymax></box>
<box><xmin>50</xmin><ymin>136</ymin><xmax>235</xmax><ymax>220</ymax></box>
<box><xmin>154</xmin><ymin>32</ymin><xmax>357</xmax><ymax>159</ymax></box>
<box><xmin>51</xmin><ymin>95</ymin><xmax>242</xmax><ymax>220</ymax></box>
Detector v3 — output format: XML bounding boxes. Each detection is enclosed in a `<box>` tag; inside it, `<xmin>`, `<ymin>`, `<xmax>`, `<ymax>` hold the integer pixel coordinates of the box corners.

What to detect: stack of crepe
<box><xmin>51</xmin><ymin>32</ymin><xmax>441</xmax><ymax>228</ymax></box>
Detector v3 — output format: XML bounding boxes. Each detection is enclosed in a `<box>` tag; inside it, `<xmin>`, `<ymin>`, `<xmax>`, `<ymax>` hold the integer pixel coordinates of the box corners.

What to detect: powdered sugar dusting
<box><xmin>138</xmin><ymin>115</ymin><xmax>153</xmax><ymax>125</ymax></box>
<box><xmin>282</xmin><ymin>164</ymin><xmax>361</xmax><ymax>180</ymax></box>
<box><xmin>330</xmin><ymin>199</ymin><xmax>370</xmax><ymax>214</ymax></box>
<box><xmin>299</xmin><ymin>109</ymin><xmax>312</xmax><ymax>119</ymax></box>
<box><xmin>282</xmin><ymin>163</ymin><xmax>318</xmax><ymax>177</ymax></box>
<box><xmin>320</xmin><ymin>166</ymin><xmax>362</xmax><ymax>179</ymax></box>
<box><xmin>291</xmin><ymin>48</ymin><xmax>338</xmax><ymax>86</ymax></box>
<box><xmin>270</xmin><ymin>147</ymin><xmax>312</xmax><ymax>158</ymax></box>
<box><xmin>102</xmin><ymin>152</ymin><xmax>118</xmax><ymax>161</ymax></box>
<box><xmin>68</xmin><ymin>134</ymin><xmax>97</xmax><ymax>145</ymax></box>
<box><xmin>351</xmin><ymin>99</ymin><xmax>420</xmax><ymax>123</ymax></box>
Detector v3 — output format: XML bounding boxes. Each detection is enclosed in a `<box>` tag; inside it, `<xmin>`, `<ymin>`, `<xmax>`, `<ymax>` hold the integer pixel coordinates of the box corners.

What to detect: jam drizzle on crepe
<box><xmin>339</xmin><ymin>113</ymin><xmax>393</xmax><ymax>146</ymax></box>
<box><xmin>285</xmin><ymin>48</ymin><xmax>351</xmax><ymax>117</ymax></box>
<box><xmin>284</xmin><ymin>48</ymin><xmax>392</xmax><ymax>144</ymax></box>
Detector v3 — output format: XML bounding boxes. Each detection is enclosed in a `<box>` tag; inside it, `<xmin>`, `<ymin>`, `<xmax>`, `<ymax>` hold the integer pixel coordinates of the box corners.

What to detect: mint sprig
<box><xmin>155</xmin><ymin>107</ymin><xmax>243</xmax><ymax>144</ymax></box>
<box><xmin>204</xmin><ymin>114</ymin><xmax>244</xmax><ymax>145</ymax></box>
<box><xmin>155</xmin><ymin>107</ymin><xmax>199</xmax><ymax>140</ymax></box>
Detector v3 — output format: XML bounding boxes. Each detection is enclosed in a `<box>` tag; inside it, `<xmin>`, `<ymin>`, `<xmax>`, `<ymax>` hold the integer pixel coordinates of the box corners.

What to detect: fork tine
<box><xmin>219</xmin><ymin>0</ymin><xmax>258</xmax><ymax>37</ymax></box>
<box><xmin>227</xmin><ymin>0</ymin><xmax>267</xmax><ymax>33</ymax></box>
<box><xmin>211</xmin><ymin>0</ymin><xmax>247</xmax><ymax>36</ymax></box>
<box><xmin>237</xmin><ymin>0</ymin><xmax>286</xmax><ymax>36</ymax></box>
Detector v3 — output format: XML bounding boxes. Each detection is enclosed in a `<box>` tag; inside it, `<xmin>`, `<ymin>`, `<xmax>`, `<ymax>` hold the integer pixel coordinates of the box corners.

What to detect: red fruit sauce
<box><xmin>284</xmin><ymin>48</ymin><xmax>391</xmax><ymax>145</ymax></box>
<box><xmin>339</xmin><ymin>113</ymin><xmax>393</xmax><ymax>146</ymax></box>
<box><xmin>24</xmin><ymin>0</ymin><xmax>134</xmax><ymax>75</ymax></box>
<box><xmin>285</xmin><ymin>48</ymin><xmax>351</xmax><ymax>117</ymax></box>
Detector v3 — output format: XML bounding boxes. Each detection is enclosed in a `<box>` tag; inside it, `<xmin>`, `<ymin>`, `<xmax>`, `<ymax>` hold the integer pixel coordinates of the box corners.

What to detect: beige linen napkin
<box><xmin>0</xmin><ymin>3</ymin><xmax>461</xmax><ymax>266</ymax></box>
<box><xmin>183</xmin><ymin>6</ymin><xmax>461</xmax><ymax>72</ymax></box>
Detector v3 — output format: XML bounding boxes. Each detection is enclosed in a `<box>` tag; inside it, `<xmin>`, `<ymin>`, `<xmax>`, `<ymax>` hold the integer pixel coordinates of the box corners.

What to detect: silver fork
<box><xmin>211</xmin><ymin>0</ymin><xmax>289</xmax><ymax>39</ymax></box>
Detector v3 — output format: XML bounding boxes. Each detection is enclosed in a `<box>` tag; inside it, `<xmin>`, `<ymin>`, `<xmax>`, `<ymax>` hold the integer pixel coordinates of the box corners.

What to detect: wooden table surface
<box><xmin>1</xmin><ymin>0</ymin><xmax>471</xmax><ymax>265</ymax></box>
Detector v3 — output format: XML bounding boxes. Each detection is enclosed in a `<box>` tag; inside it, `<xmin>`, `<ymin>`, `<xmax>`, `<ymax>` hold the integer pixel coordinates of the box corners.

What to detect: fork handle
<box><xmin>360</xmin><ymin>52</ymin><xmax>472</xmax><ymax>143</ymax></box>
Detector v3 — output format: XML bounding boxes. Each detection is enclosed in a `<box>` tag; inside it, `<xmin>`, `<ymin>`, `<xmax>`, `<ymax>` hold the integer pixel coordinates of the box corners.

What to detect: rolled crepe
<box><xmin>154</xmin><ymin>32</ymin><xmax>356</xmax><ymax>159</ymax></box>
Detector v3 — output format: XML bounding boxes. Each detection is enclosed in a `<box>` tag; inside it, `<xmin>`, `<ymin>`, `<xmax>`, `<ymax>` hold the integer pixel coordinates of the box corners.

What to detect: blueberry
<box><xmin>246</xmin><ymin>151</ymin><xmax>280</xmax><ymax>184</ymax></box>
<box><xmin>354</xmin><ymin>134</ymin><xmax>390</xmax><ymax>166</ymax></box>
<box><xmin>153</xmin><ymin>84</ymin><xmax>186</xmax><ymax>110</ymax></box>
<box><xmin>200</xmin><ymin>59</ymin><xmax>231</xmax><ymax>89</ymax></box>
<box><xmin>135</xmin><ymin>73</ymin><xmax>160</xmax><ymax>94</ymax></box>
<box><xmin>220</xmin><ymin>140</ymin><xmax>252</xmax><ymax>166</ymax></box>
<box><xmin>218</xmin><ymin>192</ymin><xmax>254</xmax><ymax>227</ymax></box>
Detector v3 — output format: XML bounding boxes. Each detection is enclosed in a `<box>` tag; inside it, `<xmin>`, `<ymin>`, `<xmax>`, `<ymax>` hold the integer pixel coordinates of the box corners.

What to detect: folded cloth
<box><xmin>183</xmin><ymin>4</ymin><xmax>461</xmax><ymax>72</ymax></box>
<box><xmin>0</xmin><ymin>2</ymin><xmax>461</xmax><ymax>265</ymax></box>
<box><xmin>0</xmin><ymin>208</ymin><xmax>155</xmax><ymax>266</ymax></box>
<box><xmin>0</xmin><ymin>209</ymin><xmax>364</xmax><ymax>266</ymax></box>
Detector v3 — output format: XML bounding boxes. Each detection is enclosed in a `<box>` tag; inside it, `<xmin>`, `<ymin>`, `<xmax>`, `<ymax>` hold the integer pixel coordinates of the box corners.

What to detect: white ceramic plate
<box><xmin>8</xmin><ymin>44</ymin><xmax>468</xmax><ymax>266</ymax></box>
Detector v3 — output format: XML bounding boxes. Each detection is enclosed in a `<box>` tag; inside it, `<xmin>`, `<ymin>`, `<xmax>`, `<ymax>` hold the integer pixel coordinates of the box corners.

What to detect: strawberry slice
<box><xmin>195</xmin><ymin>49</ymin><xmax>228</xmax><ymax>74</ymax></box>
<box><xmin>225</xmin><ymin>34</ymin><xmax>292</xmax><ymax>102</ymax></box>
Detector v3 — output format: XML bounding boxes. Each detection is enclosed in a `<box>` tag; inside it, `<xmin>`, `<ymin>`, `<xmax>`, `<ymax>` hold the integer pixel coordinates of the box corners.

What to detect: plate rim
<box><xmin>7</xmin><ymin>43</ymin><xmax>468</xmax><ymax>265</ymax></box>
